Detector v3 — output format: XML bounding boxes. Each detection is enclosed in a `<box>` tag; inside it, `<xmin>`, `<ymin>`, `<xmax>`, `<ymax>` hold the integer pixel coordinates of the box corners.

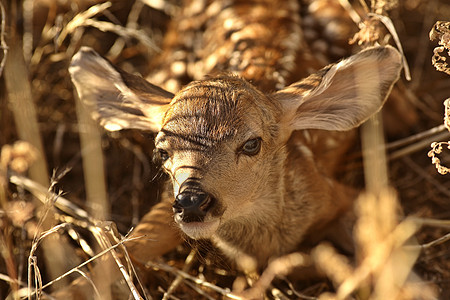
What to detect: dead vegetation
<box><xmin>0</xmin><ymin>0</ymin><xmax>450</xmax><ymax>299</ymax></box>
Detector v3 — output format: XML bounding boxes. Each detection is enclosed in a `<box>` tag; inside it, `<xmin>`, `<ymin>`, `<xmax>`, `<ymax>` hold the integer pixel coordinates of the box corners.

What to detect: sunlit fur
<box><xmin>70</xmin><ymin>45</ymin><xmax>402</xmax><ymax>269</ymax></box>
<box><xmin>154</xmin><ymin>76</ymin><xmax>285</xmax><ymax>248</ymax></box>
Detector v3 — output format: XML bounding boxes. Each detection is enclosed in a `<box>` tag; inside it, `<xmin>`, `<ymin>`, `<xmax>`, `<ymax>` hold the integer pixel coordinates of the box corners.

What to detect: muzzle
<box><xmin>173</xmin><ymin>180</ymin><xmax>215</xmax><ymax>223</ymax></box>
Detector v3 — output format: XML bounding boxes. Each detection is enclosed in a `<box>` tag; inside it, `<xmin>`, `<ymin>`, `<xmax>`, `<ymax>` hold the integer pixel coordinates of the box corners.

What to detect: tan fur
<box><xmin>70</xmin><ymin>45</ymin><xmax>402</xmax><ymax>269</ymax></box>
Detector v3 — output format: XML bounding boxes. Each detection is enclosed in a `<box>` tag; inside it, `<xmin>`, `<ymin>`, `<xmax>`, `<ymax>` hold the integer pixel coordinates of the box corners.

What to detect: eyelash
<box><xmin>239</xmin><ymin>138</ymin><xmax>262</xmax><ymax>156</ymax></box>
<box><xmin>153</xmin><ymin>148</ymin><xmax>169</xmax><ymax>164</ymax></box>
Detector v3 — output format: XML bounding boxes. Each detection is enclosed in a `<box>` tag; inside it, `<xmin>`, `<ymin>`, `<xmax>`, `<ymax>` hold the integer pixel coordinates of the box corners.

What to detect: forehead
<box><xmin>157</xmin><ymin>76</ymin><xmax>274</xmax><ymax>148</ymax></box>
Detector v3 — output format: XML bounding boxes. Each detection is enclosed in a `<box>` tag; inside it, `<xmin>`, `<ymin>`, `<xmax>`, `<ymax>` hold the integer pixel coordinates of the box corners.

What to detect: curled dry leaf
<box><xmin>429</xmin><ymin>99</ymin><xmax>450</xmax><ymax>175</ymax></box>
<box><xmin>429</xmin><ymin>21</ymin><xmax>450</xmax><ymax>75</ymax></box>
<box><xmin>428</xmin><ymin>141</ymin><xmax>450</xmax><ymax>175</ymax></box>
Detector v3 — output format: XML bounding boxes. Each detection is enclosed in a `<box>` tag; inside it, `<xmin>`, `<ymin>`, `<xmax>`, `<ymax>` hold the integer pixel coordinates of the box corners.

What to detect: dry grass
<box><xmin>1</xmin><ymin>0</ymin><xmax>450</xmax><ymax>299</ymax></box>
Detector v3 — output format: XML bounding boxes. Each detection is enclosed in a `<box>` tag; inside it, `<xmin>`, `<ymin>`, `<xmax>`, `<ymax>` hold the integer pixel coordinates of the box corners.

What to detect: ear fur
<box><xmin>274</xmin><ymin>46</ymin><xmax>402</xmax><ymax>132</ymax></box>
<box><xmin>69</xmin><ymin>47</ymin><xmax>173</xmax><ymax>132</ymax></box>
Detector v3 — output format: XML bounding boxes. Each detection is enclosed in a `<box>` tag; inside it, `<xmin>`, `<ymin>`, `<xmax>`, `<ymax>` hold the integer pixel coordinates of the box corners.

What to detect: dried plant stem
<box><xmin>386</xmin><ymin>124</ymin><xmax>447</xmax><ymax>151</ymax></box>
<box><xmin>29</xmin><ymin>235</ymin><xmax>142</xmax><ymax>296</ymax></box>
<box><xmin>390</xmin><ymin>131</ymin><xmax>450</xmax><ymax>161</ymax></box>
<box><xmin>57</xmin><ymin>1</ymin><xmax>158</xmax><ymax>52</ymax></box>
<box><xmin>56</xmin><ymin>2</ymin><xmax>112</xmax><ymax>46</ymax></box>
<box><xmin>361</xmin><ymin>112</ymin><xmax>388</xmax><ymax>193</ymax></box>
<box><xmin>0</xmin><ymin>0</ymin><xmax>7</xmax><ymax>77</ymax></box>
<box><xmin>338</xmin><ymin>0</ymin><xmax>362</xmax><ymax>24</ymax></box>
<box><xmin>73</xmin><ymin>270</ymin><xmax>102</xmax><ymax>299</ymax></box>
<box><xmin>240</xmin><ymin>253</ymin><xmax>308</xmax><ymax>299</ymax></box>
<box><xmin>0</xmin><ymin>229</ymin><xmax>19</xmax><ymax>295</ymax></box>
<box><xmin>9</xmin><ymin>174</ymin><xmax>91</xmax><ymax>221</ymax></box>
<box><xmin>22</xmin><ymin>0</ymin><xmax>33</xmax><ymax>64</ymax></box>
<box><xmin>358</xmin><ymin>0</ymin><xmax>370</xmax><ymax>12</ymax></box>
<box><xmin>182</xmin><ymin>280</ymin><xmax>216</xmax><ymax>300</ymax></box>
<box><xmin>337</xmin><ymin>219</ymin><xmax>419</xmax><ymax>299</ymax></box>
<box><xmin>163</xmin><ymin>250</ymin><xmax>196</xmax><ymax>300</ymax></box>
<box><xmin>4</xmin><ymin>38</ymin><xmax>49</xmax><ymax>188</ymax></box>
<box><xmin>418</xmin><ymin>232</ymin><xmax>450</xmax><ymax>249</ymax></box>
<box><xmin>107</xmin><ymin>0</ymin><xmax>146</xmax><ymax>58</ymax></box>
<box><xmin>28</xmin><ymin>222</ymin><xmax>69</xmax><ymax>299</ymax></box>
<box><xmin>12</xmin><ymin>172</ymin><xmax>147</xmax><ymax>299</ymax></box>
<box><xmin>120</xmin><ymin>243</ymin><xmax>151</xmax><ymax>300</ymax></box>
<box><xmin>146</xmin><ymin>261</ymin><xmax>244</xmax><ymax>300</ymax></box>
<box><xmin>80</xmin><ymin>19</ymin><xmax>159</xmax><ymax>51</ymax></box>
<box><xmin>74</xmin><ymin>91</ymin><xmax>109</xmax><ymax>221</ymax></box>
<box><xmin>285</xmin><ymin>281</ymin><xmax>318</xmax><ymax>300</ymax></box>
<box><xmin>0</xmin><ymin>272</ymin><xmax>26</xmax><ymax>289</ymax></box>
<box><xmin>403</xmin><ymin>231</ymin><xmax>450</xmax><ymax>252</ymax></box>
<box><xmin>4</xmin><ymin>37</ymin><xmax>74</xmax><ymax>293</ymax></box>
<box><xmin>402</xmin><ymin>156</ymin><xmax>450</xmax><ymax>198</ymax></box>
<box><xmin>412</xmin><ymin>217</ymin><xmax>450</xmax><ymax>228</ymax></box>
<box><xmin>93</xmin><ymin>225</ymin><xmax>144</xmax><ymax>300</ymax></box>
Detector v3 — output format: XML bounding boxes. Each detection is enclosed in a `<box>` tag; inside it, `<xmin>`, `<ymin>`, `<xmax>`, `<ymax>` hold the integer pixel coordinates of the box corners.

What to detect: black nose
<box><xmin>173</xmin><ymin>182</ymin><xmax>215</xmax><ymax>223</ymax></box>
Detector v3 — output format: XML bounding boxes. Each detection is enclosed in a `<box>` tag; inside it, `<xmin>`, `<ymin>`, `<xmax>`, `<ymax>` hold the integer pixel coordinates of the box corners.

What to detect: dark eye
<box><xmin>153</xmin><ymin>148</ymin><xmax>169</xmax><ymax>164</ymax></box>
<box><xmin>240</xmin><ymin>138</ymin><xmax>262</xmax><ymax>156</ymax></box>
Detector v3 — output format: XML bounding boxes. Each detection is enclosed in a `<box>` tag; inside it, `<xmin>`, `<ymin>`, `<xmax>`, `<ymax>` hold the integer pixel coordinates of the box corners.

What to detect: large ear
<box><xmin>69</xmin><ymin>47</ymin><xmax>173</xmax><ymax>132</ymax></box>
<box><xmin>274</xmin><ymin>46</ymin><xmax>402</xmax><ymax>132</ymax></box>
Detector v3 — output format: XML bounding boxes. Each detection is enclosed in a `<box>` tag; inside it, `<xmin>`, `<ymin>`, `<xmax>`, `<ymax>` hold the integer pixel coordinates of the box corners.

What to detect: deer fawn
<box><xmin>70</xmin><ymin>44</ymin><xmax>402</xmax><ymax>269</ymax></box>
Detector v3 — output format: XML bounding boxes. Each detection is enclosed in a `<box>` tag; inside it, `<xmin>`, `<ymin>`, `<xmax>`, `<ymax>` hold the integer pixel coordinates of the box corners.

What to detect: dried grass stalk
<box><xmin>57</xmin><ymin>1</ymin><xmax>158</xmax><ymax>52</ymax></box>
<box><xmin>10</xmin><ymin>174</ymin><xmax>146</xmax><ymax>299</ymax></box>
<box><xmin>4</xmin><ymin>38</ymin><xmax>49</xmax><ymax>188</ymax></box>
<box><xmin>0</xmin><ymin>1</ymin><xmax>7</xmax><ymax>76</ymax></box>
<box><xmin>74</xmin><ymin>91</ymin><xmax>109</xmax><ymax>221</ymax></box>
<box><xmin>4</xmin><ymin>37</ymin><xmax>75</xmax><ymax>291</ymax></box>
<box><xmin>361</xmin><ymin>112</ymin><xmax>389</xmax><ymax>193</ymax></box>
<box><xmin>314</xmin><ymin>190</ymin><xmax>436</xmax><ymax>300</ymax></box>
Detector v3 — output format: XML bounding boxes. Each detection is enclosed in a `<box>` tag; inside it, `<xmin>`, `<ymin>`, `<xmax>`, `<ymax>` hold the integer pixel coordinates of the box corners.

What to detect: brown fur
<box><xmin>147</xmin><ymin>0</ymin><xmax>301</xmax><ymax>92</ymax></box>
<box><xmin>70</xmin><ymin>45</ymin><xmax>402</xmax><ymax>270</ymax></box>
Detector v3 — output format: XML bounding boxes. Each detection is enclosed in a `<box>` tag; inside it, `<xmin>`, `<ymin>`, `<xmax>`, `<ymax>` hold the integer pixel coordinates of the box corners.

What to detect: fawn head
<box><xmin>70</xmin><ymin>46</ymin><xmax>402</xmax><ymax>241</ymax></box>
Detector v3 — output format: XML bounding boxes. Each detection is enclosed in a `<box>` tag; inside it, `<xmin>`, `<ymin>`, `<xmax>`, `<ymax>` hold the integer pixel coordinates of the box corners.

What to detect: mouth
<box><xmin>176</xmin><ymin>218</ymin><xmax>220</xmax><ymax>239</ymax></box>
<box><xmin>172</xmin><ymin>187</ymin><xmax>223</xmax><ymax>239</ymax></box>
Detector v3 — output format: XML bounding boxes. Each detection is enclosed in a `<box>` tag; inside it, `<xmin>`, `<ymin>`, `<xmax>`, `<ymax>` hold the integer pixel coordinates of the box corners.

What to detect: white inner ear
<box><xmin>279</xmin><ymin>46</ymin><xmax>402</xmax><ymax>132</ymax></box>
<box><xmin>351</xmin><ymin>57</ymin><xmax>382</xmax><ymax>111</ymax></box>
<box><xmin>70</xmin><ymin>47</ymin><xmax>171</xmax><ymax>132</ymax></box>
<box><xmin>297</xmin><ymin>58</ymin><xmax>383</xmax><ymax>130</ymax></box>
